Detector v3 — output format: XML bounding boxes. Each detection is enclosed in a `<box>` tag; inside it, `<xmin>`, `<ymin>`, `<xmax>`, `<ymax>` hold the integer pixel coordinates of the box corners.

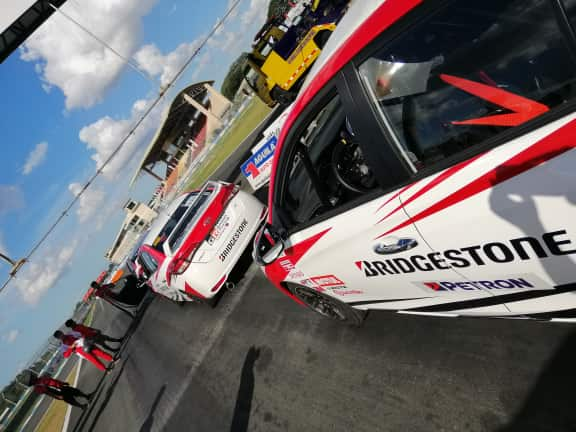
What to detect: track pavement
<box><xmin>65</xmin><ymin>265</ymin><xmax>576</xmax><ymax>432</ymax></box>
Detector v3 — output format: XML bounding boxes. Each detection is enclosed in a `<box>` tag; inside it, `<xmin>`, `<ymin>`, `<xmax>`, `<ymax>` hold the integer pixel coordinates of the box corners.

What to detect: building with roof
<box><xmin>105</xmin><ymin>199</ymin><xmax>158</xmax><ymax>264</ymax></box>
<box><xmin>130</xmin><ymin>81</ymin><xmax>231</xmax><ymax>189</ymax></box>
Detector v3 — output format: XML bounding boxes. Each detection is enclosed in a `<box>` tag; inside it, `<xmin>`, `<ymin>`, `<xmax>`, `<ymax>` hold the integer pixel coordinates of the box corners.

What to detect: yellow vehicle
<box><xmin>245</xmin><ymin>0</ymin><xmax>348</xmax><ymax>106</ymax></box>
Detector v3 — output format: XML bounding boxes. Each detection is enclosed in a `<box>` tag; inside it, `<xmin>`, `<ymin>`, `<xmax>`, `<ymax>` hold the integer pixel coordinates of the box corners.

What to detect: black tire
<box><xmin>270</xmin><ymin>86</ymin><xmax>296</xmax><ymax>106</ymax></box>
<box><xmin>286</xmin><ymin>283</ymin><xmax>366</xmax><ymax>326</ymax></box>
<box><xmin>314</xmin><ymin>30</ymin><xmax>331</xmax><ymax>49</ymax></box>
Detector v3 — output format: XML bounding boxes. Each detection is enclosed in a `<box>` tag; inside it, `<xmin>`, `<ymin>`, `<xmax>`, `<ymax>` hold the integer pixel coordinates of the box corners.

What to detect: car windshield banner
<box><xmin>241</xmin><ymin>135</ymin><xmax>277</xmax><ymax>191</ymax></box>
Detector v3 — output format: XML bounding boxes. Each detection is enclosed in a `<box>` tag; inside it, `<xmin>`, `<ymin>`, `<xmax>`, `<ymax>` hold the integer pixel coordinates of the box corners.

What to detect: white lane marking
<box><xmin>61</xmin><ymin>360</ymin><xmax>82</xmax><ymax>432</ymax></box>
<box><xmin>29</xmin><ymin>356</ymin><xmax>75</xmax><ymax>432</ymax></box>
<box><xmin>23</xmin><ymin>396</ymin><xmax>46</xmax><ymax>432</ymax></box>
<box><xmin>154</xmin><ymin>264</ymin><xmax>261</xmax><ymax>430</ymax></box>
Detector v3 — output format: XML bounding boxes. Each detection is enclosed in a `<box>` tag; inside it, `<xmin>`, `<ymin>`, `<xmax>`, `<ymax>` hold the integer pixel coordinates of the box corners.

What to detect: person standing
<box><xmin>27</xmin><ymin>374</ymin><xmax>91</xmax><ymax>409</ymax></box>
<box><xmin>53</xmin><ymin>331</ymin><xmax>115</xmax><ymax>372</ymax></box>
<box><xmin>64</xmin><ymin>319</ymin><xmax>122</xmax><ymax>353</ymax></box>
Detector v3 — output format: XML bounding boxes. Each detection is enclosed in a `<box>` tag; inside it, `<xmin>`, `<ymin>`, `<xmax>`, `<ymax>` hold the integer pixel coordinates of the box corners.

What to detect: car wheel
<box><xmin>314</xmin><ymin>30</ymin><xmax>331</xmax><ymax>49</ymax></box>
<box><xmin>286</xmin><ymin>283</ymin><xmax>366</xmax><ymax>326</ymax></box>
<box><xmin>270</xmin><ymin>86</ymin><xmax>296</xmax><ymax>106</ymax></box>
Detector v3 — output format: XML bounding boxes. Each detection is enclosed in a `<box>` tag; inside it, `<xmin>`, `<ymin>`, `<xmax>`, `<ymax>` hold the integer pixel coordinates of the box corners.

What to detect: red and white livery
<box><xmin>139</xmin><ymin>181</ymin><xmax>266</xmax><ymax>303</ymax></box>
<box><xmin>254</xmin><ymin>0</ymin><xmax>576</xmax><ymax>324</ymax></box>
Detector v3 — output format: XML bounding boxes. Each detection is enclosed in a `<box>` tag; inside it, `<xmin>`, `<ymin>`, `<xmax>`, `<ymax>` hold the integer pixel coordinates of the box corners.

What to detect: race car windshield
<box><xmin>153</xmin><ymin>192</ymin><xmax>199</xmax><ymax>251</ymax></box>
<box><xmin>139</xmin><ymin>251</ymin><xmax>158</xmax><ymax>274</ymax></box>
<box><xmin>167</xmin><ymin>190</ymin><xmax>213</xmax><ymax>252</ymax></box>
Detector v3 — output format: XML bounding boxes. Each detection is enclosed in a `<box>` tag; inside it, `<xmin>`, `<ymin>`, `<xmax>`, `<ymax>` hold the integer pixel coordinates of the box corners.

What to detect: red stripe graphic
<box><xmin>441</xmin><ymin>74</ymin><xmax>549</xmax><ymax>127</ymax></box>
<box><xmin>264</xmin><ymin>228</ymin><xmax>332</xmax><ymax>305</ymax></box>
<box><xmin>375</xmin><ymin>181</ymin><xmax>420</xmax><ymax>214</ymax></box>
<box><xmin>376</xmin><ymin>154</ymin><xmax>481</xmax><ymax>224</ymax></box>
<box><xmin>376</xmin><ymin>118</ymin><xmax>576</xmax><ymax>239</ymax></box>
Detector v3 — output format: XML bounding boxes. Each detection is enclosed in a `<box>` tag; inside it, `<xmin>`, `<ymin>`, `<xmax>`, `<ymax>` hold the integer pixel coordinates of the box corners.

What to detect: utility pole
<box><xmin>0</xmin><ymin>253</ymin><xmax>26</xmax><ymax>277</ymax></box>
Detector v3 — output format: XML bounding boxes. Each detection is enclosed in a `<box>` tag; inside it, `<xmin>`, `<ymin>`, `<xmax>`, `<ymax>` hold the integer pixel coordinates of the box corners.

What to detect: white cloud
<box><xmin>134</xmin><ymin>40</ymin><xmax>203</xmax><ymax>88</ymax></box>
<box><xmin>2</xmin><ymin>329</ymin><xmax>19</xmax><ymax>344</ymax></box>
<box><xmin>0</xmin><ymin>185</ymin><xmax>25</xmax><ymax>214</ymax></box>
<box><xmin>189</xmin><ymin>52</ymin><xmax>212</xmax><ymax>82</ymax></box>
<box><xmin>241</xmin><ymin>0</ymin><xmax>269</xmax><ymax>26</ymax></box>
<box><xmin>79</xmin><ymin>97</ymin><xmax>163</xmax><ymax>180</ymax></box>
<box><xmin>22</xmin><ymin>141</ymin><xmax>48</xmax><ymax>175</ymax></box>
<box><xmin>20</xmin><ymin>0</ymin><xmax>158</xmax><ymax>110</ymax></box>
<box><xmin>68</xmin><ymin>183</ymin><xmax>105</xmax><ymax>223</ymax></box>
<box><xmin>12</xmin><ymin>241</ymin><xmax>77</xmax><ymax>305</ymax></box>
<box><xmin>207</xmin><ymin>30</ymin><xmax>243</xmax><ymax>54</ymax></box>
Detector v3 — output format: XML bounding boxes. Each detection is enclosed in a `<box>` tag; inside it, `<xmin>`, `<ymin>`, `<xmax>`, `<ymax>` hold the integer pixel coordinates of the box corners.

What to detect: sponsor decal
<box><xmin>207</xmin><ymin>214</ymin><xmax>230</xmax><ymax>245</ymax></box>
<box><xmin>332</xmin><ymin>289</ymin><xmax>364</xmax><ymax>296</ymax></box>
<box><xmin>310</xmin><ymin>275</ymin><xmax>345</xmax><ymax>287</ymax></box>
<box><xmin>241</xmin><ymin>136</ymin><xmax>277</xmax><ymax>190</ymax></box>
<box><xmin>280</xmin><ymin>259</ymin><xmax>295</xmax><ymax>272</ymax></box>
<box><xmin>415</xmin><ymin>276</ymin><xmax>543</xmax><ymax>293</ymax></box>
<box><xmin>219</xmin><ymin>219</ymin><xmax>248</xmax><ymax>262</ymax></box>
<box><xmin>309</xmin><ymin>275</ymin><xmax>346</xmax><ymax>293</ymax></box>
<box><xmin>373</xmin><ymin>237</ymin><xmax>418</xmax><ymax>255</ymax></box>
<box><xmin>357</xmin><ymin>230</ymin><xmax>576</xmax><ymax>276</ymax></box>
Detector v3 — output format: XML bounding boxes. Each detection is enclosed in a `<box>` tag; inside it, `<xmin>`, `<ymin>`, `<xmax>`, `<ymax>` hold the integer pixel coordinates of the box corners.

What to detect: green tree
<box><xmin>221</xmin><ymin>52</ymin><xmax>250</xmax><ymax>100</ymax></box>
<box><xmin>267</xmin><ymin>0</ymin><xmax>291</xmax><ymax>19</ymax></box>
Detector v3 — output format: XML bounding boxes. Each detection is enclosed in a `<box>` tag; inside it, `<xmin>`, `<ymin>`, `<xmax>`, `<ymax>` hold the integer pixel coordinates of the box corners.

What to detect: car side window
<box><xmin>139</xmin><ymin>251</ymin><xmax>158</xmax><ymax>274</ymax></box>
<box><xmin>280</xmin><ymin>94</ymin><xmax>378</xmax><ymax>227</ymax></box>
<box><xmin>359</xmin><ymin>0</ymin><xmax>576</xmax><ymax>170</ymax></box>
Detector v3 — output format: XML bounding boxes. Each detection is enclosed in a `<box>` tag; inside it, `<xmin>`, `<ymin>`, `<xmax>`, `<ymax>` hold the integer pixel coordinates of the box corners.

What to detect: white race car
<box><xmin>253</xmin><ymin>0</ymin><xmax>576</xmax><ymax>324</ymax></box>
<box><xmin>139</xmin><ymin>181</ymin><xmax>266</xmax><ymax>303</ymax></box>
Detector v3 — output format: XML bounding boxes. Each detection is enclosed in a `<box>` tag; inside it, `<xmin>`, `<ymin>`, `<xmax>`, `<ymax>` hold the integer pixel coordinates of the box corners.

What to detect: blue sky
<box><xmin>0</xmin><ymin>0</ymin><xmax>269</xmax><ymax>387</ymax></box>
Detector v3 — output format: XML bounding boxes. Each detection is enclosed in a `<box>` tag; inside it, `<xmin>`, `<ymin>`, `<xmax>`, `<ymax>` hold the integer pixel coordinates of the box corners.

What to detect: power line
<box><xmin>48</xmin><ymin>2</ymin><xmax>156</xmax><ymax>85</ymax></box>
<box><xmin>0</xmin><ymin>0</ymin><xmax>244</xmax><ymax>295</ymax></box>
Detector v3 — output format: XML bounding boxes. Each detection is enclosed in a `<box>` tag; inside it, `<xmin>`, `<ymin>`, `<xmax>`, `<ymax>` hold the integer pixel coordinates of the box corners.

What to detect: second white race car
<box><xmin>138</xmin><ymin>181</ymin><xmax>266</xmax><ymax>303</ymax></box>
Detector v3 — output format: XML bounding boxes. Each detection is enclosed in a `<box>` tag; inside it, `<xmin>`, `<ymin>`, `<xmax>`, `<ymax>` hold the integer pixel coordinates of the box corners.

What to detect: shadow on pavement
<box><xmin>229</xmin><ymin>346</ymin><xmax>260</xmax><ymax>432</ymax></box>
<box><xmin>84</xmin><ymin>357</ymin><xmax>130</xmax><ymax>432</ymax></box>
<box><xmin>116</xmin><ymin>292</ymin><xmax>155</xmax><ymax>350</ymax></box>
<box><xmin>138</xmin><ymin>384</ymin><xmax>167</xmax><ymax>432</ymax></box>
<box><xmin>499</xmin><ymin>330</ymin><xmax>576</xmax><ymax>431</ymax></box>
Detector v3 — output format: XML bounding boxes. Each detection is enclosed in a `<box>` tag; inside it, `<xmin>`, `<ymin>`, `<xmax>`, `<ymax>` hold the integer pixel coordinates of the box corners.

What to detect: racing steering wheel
<box><xmin>331</xmin><ymin>129</ymin><xmax>377</xmax><ymax>194</ymax></box>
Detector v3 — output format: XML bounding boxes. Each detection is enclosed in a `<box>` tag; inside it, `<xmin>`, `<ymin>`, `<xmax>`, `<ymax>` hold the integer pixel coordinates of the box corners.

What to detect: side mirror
<box><xmin>253</xmin><ymin>223</ymin><xmax>285</xmax><ymax>266</ymax></box>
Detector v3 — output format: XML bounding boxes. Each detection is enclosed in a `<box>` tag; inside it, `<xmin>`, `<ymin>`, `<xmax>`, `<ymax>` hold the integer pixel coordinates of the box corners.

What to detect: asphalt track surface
<box><xmin>56</xmin><ymin>266</ymin><xmax>576</xmax><ymax>432</ymax></box>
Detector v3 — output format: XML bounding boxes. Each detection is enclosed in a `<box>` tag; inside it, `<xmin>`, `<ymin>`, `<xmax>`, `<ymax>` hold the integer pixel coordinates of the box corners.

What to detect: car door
<box><xmin>268</xmin><ymin>78</ymin><xmax>490</xmax><ymax>313</ymax></box>
<box><xmin>354</xmin><ymin>0</ymin><xmax>576</xmax><ymax>316</ymax></box>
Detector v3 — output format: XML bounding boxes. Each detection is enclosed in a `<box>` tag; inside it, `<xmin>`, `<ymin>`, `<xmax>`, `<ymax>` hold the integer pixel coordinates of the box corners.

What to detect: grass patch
<box><xmin>185</xmin><ymin>97</ymin><xmax>271</xmax><ymax>190</ymax></box>
<box><xmin>34</xmin><ymin>364</ymin><xmax>79</xmax><ymax>432</ymax></box>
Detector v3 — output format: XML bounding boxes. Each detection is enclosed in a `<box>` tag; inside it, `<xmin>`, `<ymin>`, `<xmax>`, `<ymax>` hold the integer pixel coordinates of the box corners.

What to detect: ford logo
<box><xmin>373</xmin><ymin>237</ymin><xmax>418</xmax><ymax>255</ymax></box>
